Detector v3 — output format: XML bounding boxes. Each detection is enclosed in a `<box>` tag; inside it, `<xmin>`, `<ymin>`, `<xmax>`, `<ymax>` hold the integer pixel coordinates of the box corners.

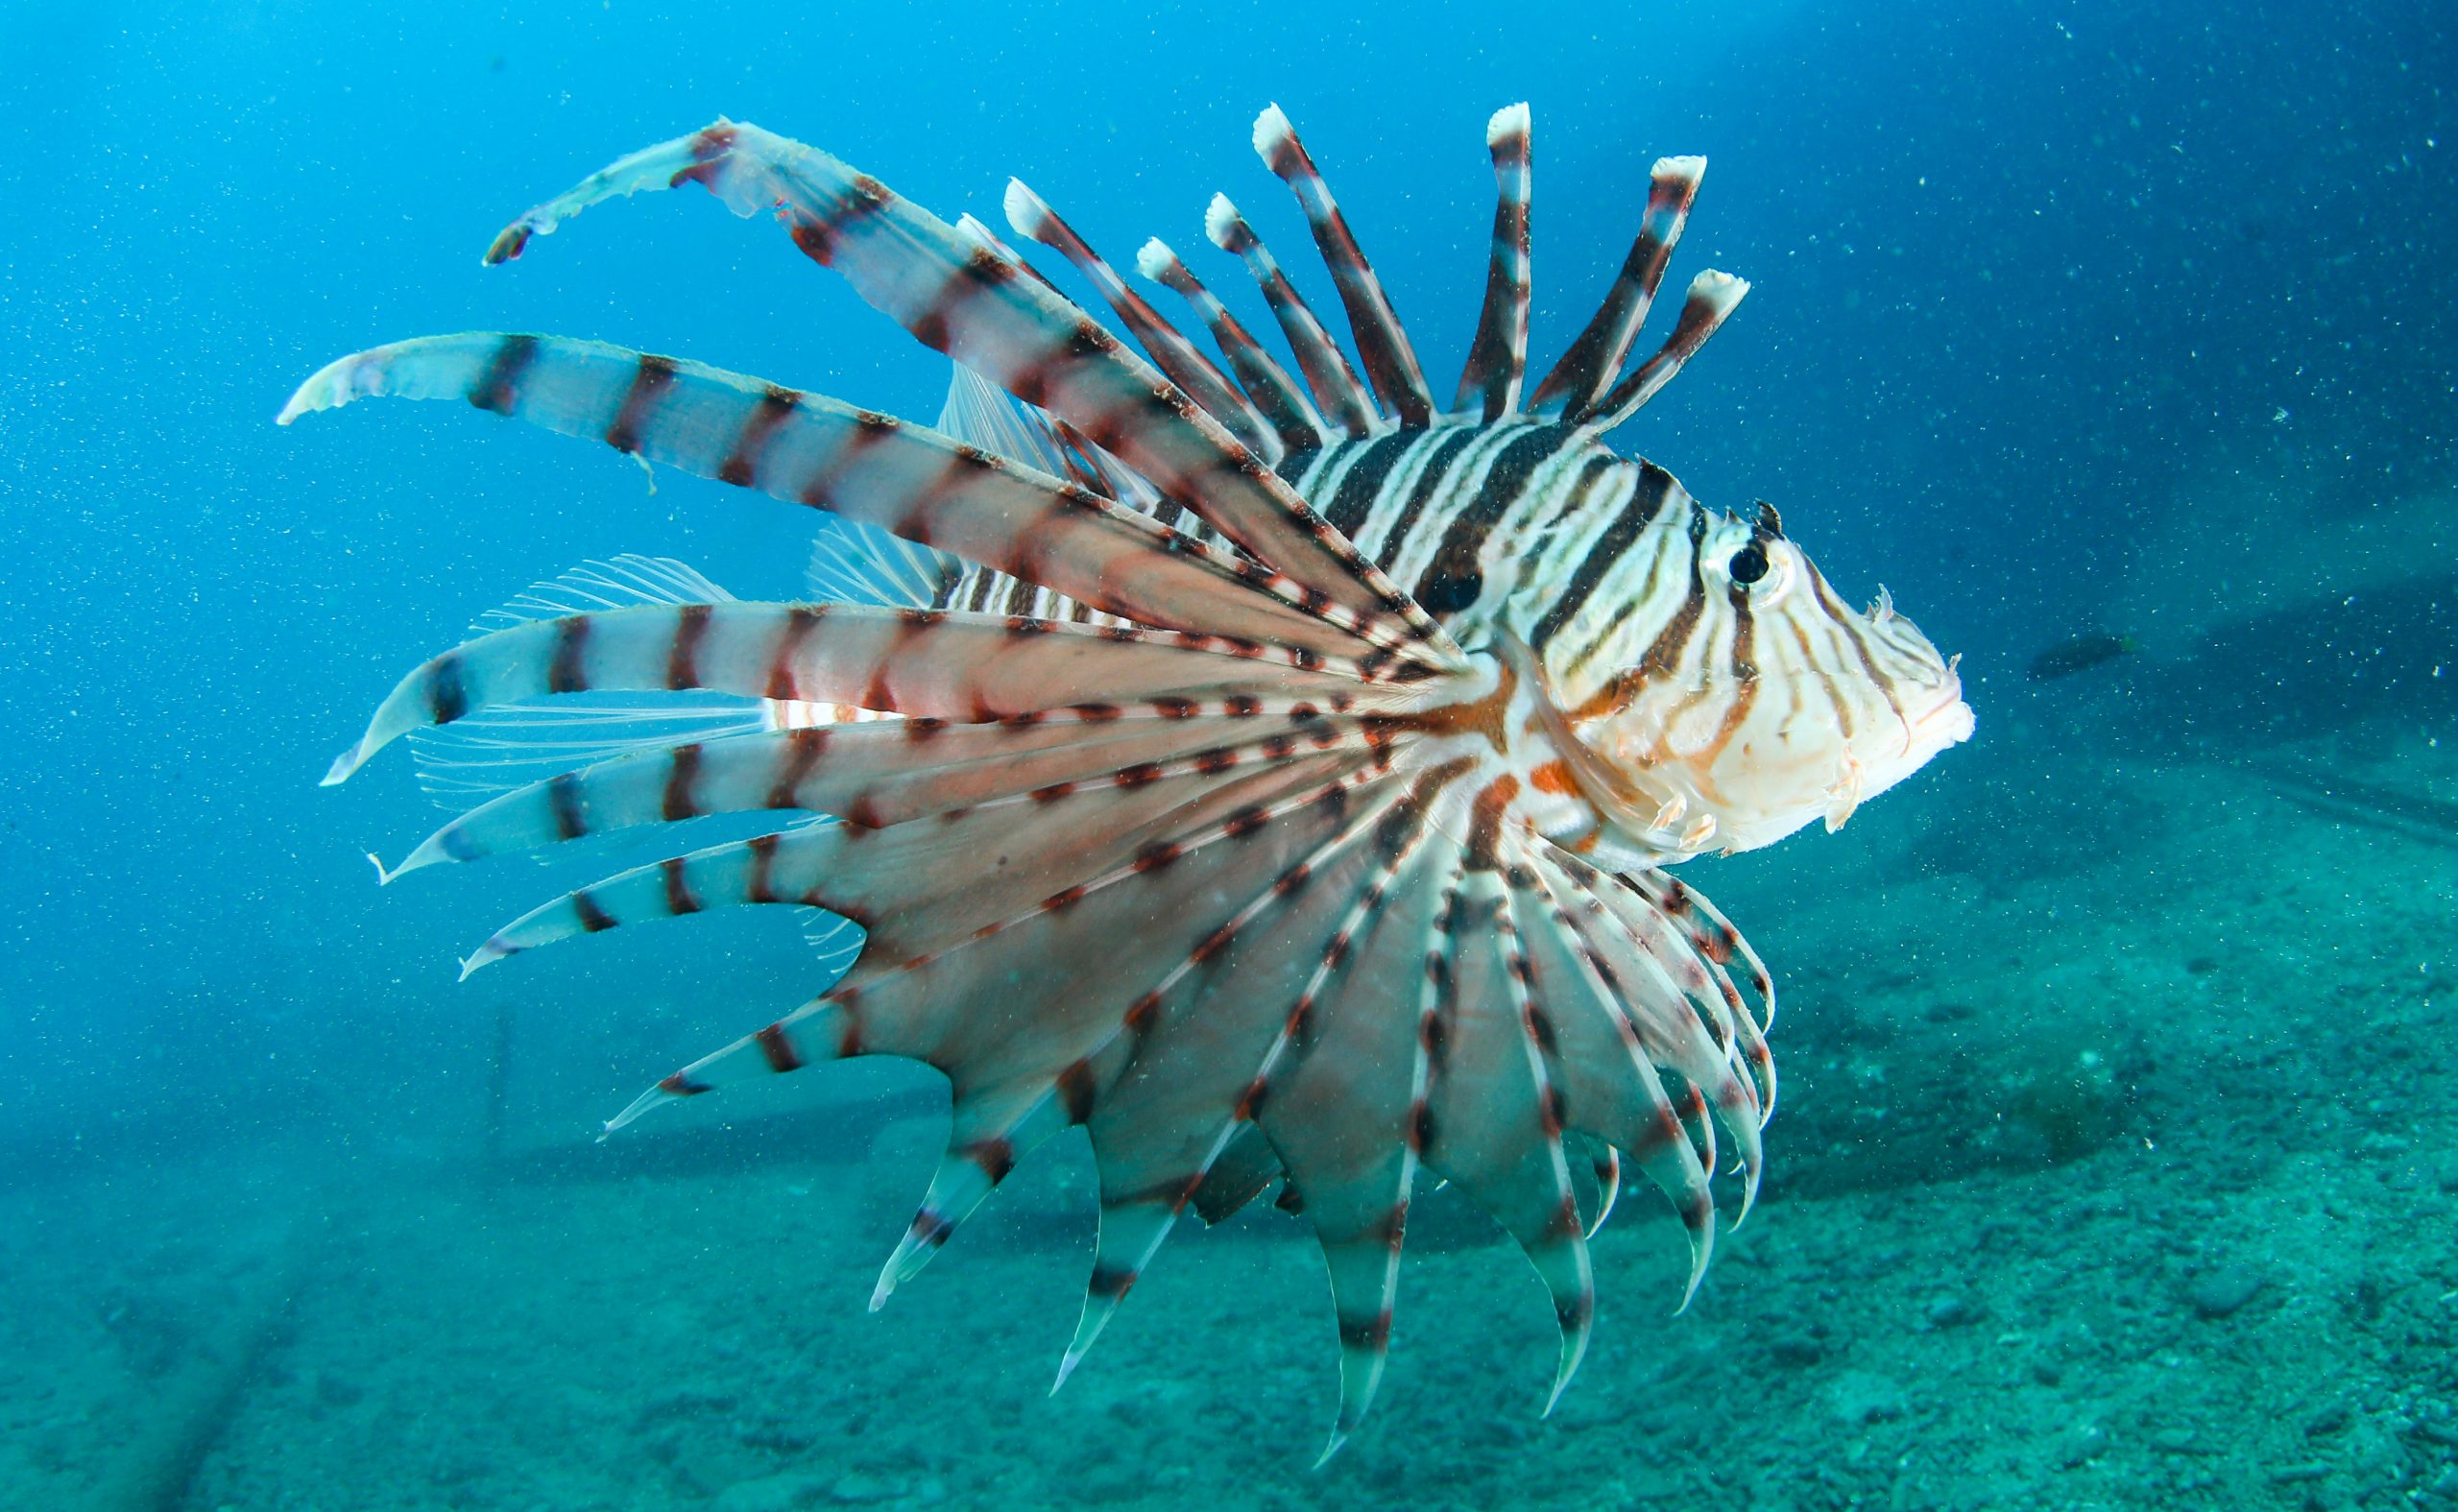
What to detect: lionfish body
<box><xmin>283</xmin><ymin>102</ymin><xmax>1970</xmax><ymax>1455</ymax></box>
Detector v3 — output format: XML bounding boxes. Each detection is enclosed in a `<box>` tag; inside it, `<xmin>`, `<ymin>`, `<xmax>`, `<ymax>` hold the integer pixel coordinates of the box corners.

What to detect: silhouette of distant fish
<box><xmin>2027</xmin><ymin>633</ymin><xmax>2135</xmax><ymax>682</ymax></box>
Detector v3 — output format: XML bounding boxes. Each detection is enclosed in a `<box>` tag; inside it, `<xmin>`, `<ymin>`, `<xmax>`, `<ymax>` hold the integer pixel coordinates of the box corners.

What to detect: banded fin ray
<box><xmin>410</xmin><ymin>555</ymin><xmax>777</xmax><ymax>811</ymax></box>
<box><xmin>474</xmin><ymin>120</ymin><xmax>1459</xmax><ymax>658</ymax></box>
<box><xmin>1249</xmin><ymin>781</ymin><xmax>1461</xmax><ymax>1454</ymax></box>
<box><xmin>1056</xmin><ymin>773</ymin><xmax>1424</xmax><ymax>1389</ymax></box>
<box><xmin>1135</xmin><ymin>237</ymin><xmax>1327</xmax><ymax>456</ymax></box>
<box><xmin>328</xmin><ymin>601</ymin><xmax>1379</xmax><ymax>786</ymax></box>
<box><xmin>1515</xmin><ymin>854</ymin><xmax>1717</xmax><ymax>1290</ymax></box>
<box><xmin>1204</xmin><ymin>193</ymin><xmax>1380</xmax><ymax>438</ymax></box>
<box><xmin>397</xmin><ymin>708</ymin><xmax>1395</xmax><ymax>876</ymax></box>
<box><xmin>1530</xmin><ymin>156</ymin><xmax>1705</xmax><ymax>419</ymax></box>
<box><xmin>1249</xmin><ymin>105</ymin><xmax>1434</xmax><ymax>428</ymax></box>
<box><xmin>1001</xmin><ymin>179</ymin><xmax>1281</xmax><ymax>462</ymax></box>
<box><xmin>1455</xmin><ymin>103</ymin><xmax>1533</xmax><ymax>421</ymax></box>
<box><xmin>279</xmin><ymin>333</ymin><xmax>1400</xmax><ymax>664</ymax></box>
<box><xmin>1416</xmin><ymin>864</ymin><xmax>1594</xmax><ymax>1410</ymax></box>
<box><xmin>474</xmin><ymin>743</ymin><xmax>1376</xmax><ymax>979</ymax></box>
<box><xmin>1578</xmin><ymin>270</ymin><xmax>1752</xmax><ymax>435</ymax></box>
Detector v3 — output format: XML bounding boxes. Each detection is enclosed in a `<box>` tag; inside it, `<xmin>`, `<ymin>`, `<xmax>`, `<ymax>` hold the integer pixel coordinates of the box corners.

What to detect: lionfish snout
<box><xmin>1581</xmin><ymin>512</ymin><xmax>1972</xmax><ymax>857</ymax></box>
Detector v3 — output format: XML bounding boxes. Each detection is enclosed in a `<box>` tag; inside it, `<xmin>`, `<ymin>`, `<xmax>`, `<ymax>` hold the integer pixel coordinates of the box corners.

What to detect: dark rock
<box><xmin>2055</xmin><ymin>1424</ymin><xmax>2109</xmax><ymax>1469</ymax></box>
<box><xmin>1768</xmin><ymin>1332</ymin><xmax>1826</xmax><ymax>1367</ymax></box>
<box><xmin>1826</xmin><ymin>1370</ymin><xmax>1908</xmax><ymax>1426</ymax></box>
<box><xmin>2188</xmin><ymin>1266</ymin><xmax>2265</xmax><ymax>1319</ymax></box>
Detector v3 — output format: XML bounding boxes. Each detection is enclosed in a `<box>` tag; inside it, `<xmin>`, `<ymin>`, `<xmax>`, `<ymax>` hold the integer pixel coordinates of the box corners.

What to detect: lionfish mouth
<box><xmin>279</xmin><ymin>100</ymin><xmax>1963</xmax><ymax>1459</ymax></box>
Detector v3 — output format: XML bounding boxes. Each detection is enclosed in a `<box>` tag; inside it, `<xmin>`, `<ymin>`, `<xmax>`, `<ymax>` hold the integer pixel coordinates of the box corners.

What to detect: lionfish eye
<box><xmin>1728</xmin><ymin>542</ymin><xmax>1771</xmax><ymax>585</ymax></box>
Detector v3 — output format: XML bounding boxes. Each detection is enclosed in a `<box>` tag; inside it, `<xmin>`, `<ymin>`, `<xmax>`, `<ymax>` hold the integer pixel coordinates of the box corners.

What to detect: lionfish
<box><xmin>280</xmin><ymin>103</ymin><xmax>1971</xmax><ymax>1455</ymax></box>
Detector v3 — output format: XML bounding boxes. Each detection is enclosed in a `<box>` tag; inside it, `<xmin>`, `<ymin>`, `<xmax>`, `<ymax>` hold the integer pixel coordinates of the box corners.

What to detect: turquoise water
<box><xmin>2</xmin><ymin>2</ymin><xmax>2453</xmax><ymax>1508</ymax></box>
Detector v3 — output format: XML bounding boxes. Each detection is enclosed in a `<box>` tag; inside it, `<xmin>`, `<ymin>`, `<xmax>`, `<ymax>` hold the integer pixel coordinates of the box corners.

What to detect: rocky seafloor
<box><xmin>4</xmin><ymin>669</ymin><xmax>2452</xmax><ymax>1512</ymax></box>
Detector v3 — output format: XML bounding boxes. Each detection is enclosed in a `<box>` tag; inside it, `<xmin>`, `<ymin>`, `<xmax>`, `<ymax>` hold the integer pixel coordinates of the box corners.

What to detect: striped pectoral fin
<box><xmin>1517</xmin><ymin>852</ymin><xmax>1720</xmax><ymax>1298</ymax></box>
<box><xmin>1627</xmin><ymin>869</ymin><xmax>1776</xmax><ymax>1033</ymax></box>
<box><xmin>393</xmin><ymin>708</ymin><xmax>1379</xmax><ymax>876</ymax></box>
<box><xmin>872</xmin><ymin>1084</ymin><xmax>1075</xmax><ymax>1309</ymax></box>
<box><xmin>1484</xmin><ymin>868</ymin><xmax>1599</xmax><ymax>1409</ymax></box>
<box><xmin>1404</xmin><ymin>870</ymin><xmax>1595</xmax><ymax>1408</ymax></box>
<box><xmin>1052</xmin><ymin>1195</ymin><xmax>1177</xmax><ymax>1393</ymax></box>
<box><xmin>603</xmin><ymin>996</ymin><xmax>854</xmax><ymax>1132</ymax></box>
<box><xmin>1136</xmin><ymin>238</ymin><xmax>1327</xmax><ymax>456</ymax></box>
<box><xmin>331</xmin><ymin>601</ymin><xmax>1370</xmax><ymax>786</ymax></box>
<box><xmin>460</xmin><ymin>821</ymin><xmax>844</xmax><ymax>975</ymax></box>
<box><xmin>470</xmin><ymin>739</ymin><xmax>1377</xmax><ymax>981</ymax></box>
<box><xmin>281</xmin><ymin>334</ymin><xmax>1389</xmax><ymax>662</ymax></box>
<box><xmin>406</xmin><ymin>692</ymin><xmax>776</xmax><ymax>813</ymax></box>
<box><xmin>1562</xmin><ymin>869</ymin><xmax>1767</xmax><ymax>1212</ymax></box>
<box><xmin>1255</xmin><ymin>808</ymin><xmax>1463</xmax><ymax>1458</ymax></box>
<box><xmin>327</xmin><ymin>600</ymin><xmax>819</xmax><ymax>783</ymax></box>
<box><xmin>1050</xmin><ymin>771</ymin><xmax>1427</xmax><ymax>1388</ymax></box>
<box><xmin>609</xmin><ymin>753</ymin><xmax>1397</xmax><ymax>1149</ymax></box>
<box><xmin>1530</xmin><ymin>155</ymin><xmax>1706</xmax><ymax>418</ymax></box>
<box><xmin>1455</xmin><ymin>103</ymin><xmax>1533</xmax><ymax>422</ymax></box>
<box><xmin>471</xmin><ymin>122</ymin><xmax>1455</xmax><ymax>653</ymax></box>
<box><xmin>1204</xmin><ymin>195</ymin><xmax>1380</xmax><ymax>438</ymax></box>
<box><xmin>1248</xmin><ymin>106</ymin><xmax>1434</xmax><ymax>428</ymax></box>
<box><xmin>1001</xmin><ymin>180</ymin><xmax>1279</xmax><ymax>462</ymax></box>
<box><xmin>1587</xmin><ymin>869</ymin><xmax>1769</xmax><ymax>1200</ymax></box>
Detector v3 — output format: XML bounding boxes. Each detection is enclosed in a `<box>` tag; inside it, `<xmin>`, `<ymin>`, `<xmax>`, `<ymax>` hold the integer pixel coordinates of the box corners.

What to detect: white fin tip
<box><xmin>1000</xmin><ymin>179</ymin><xmax>1049</xmax><ymax>239</ymax></box>
<box><xmin>602</xmin><ymin>1083</ymin><xmax>674</xmax><ymax>1133</ymax></box>
<box><xmin>457</xmin><ymin>941</ymin><xmax>512</xmax><ymax>982</ymax></box>
<box><xmin>1134</xmin><ymin>237</ymin><xmax>1178</xmax><ymax>282</ymax></box>
<box><xmin>1692</xmin><ymin>270</ymin><xmax>1751</xmax><ymax>309</ymax></box>
<box><xmin>1049</xmin><ymin>1347</ymin><xmax>1087</xmax><ymax>1397</ymax></box>
<box><xmin>1251</xmin><ymin>103</ymin><xmax>1294</xmax><ymax>160</ymax></box>
<box><xmin>277</xmin><ymin>353</ymin><xmax>377</xmax><ymax>426</ymax></box>
<box><xmin>1204</xmin><ymin>193</ymin><xmax>1242</xmax><ymax>250</ymax></box>
<box><xmin>1486</xmin><ymin>102</ymin><xmax>1530</xmax><ymax>147</ymax></box>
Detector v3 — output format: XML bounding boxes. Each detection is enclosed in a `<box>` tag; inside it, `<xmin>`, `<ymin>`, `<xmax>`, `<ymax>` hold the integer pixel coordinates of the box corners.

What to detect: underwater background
<box><xmin>2</xmin><ymin>0</ymin><xmax>2453</xmax><ymax>1507</ymax></box>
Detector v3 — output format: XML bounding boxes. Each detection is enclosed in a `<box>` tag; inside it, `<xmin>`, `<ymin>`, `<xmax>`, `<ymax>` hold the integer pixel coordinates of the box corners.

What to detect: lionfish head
<box><xmin>1582</xmin><ymin>501</ymin><xmax>1972</xmax><ymax>856</ymax></box>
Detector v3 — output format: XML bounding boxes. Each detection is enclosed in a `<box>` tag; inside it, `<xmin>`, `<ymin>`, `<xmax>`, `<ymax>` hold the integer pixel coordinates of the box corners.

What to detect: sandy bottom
<box><xmin>5</xmin><ymin>718</ymin><xmax>2453</xmax><ymax>1512</ymax></box>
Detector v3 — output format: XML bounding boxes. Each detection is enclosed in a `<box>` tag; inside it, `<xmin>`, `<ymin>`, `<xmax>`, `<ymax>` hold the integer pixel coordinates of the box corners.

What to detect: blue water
<box><xmin>3</xmin><ymin>2</ymin><xmax>2452</xmax><ymax>1508</ymax></box>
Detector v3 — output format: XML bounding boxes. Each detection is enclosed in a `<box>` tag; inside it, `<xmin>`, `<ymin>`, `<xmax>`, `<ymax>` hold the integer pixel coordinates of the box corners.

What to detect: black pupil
<box><xmin>1728</xmin><ymin>543</ymin><xmax>1770</xmax><ymax>585</ymax></box>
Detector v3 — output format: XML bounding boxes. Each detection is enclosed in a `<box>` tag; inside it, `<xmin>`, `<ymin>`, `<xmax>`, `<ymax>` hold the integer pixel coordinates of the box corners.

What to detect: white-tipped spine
<box><xmin>1486</xmin><ymin>101</ymin><xmax>1530</xmax><ymax>148</ymax></box>
<box><xmin>1001</xmin><ymin>178</ymin><xmax>1050</xmax><ymax>240</ymax></box>
<box><xmin>1203</xmin><ymin>193</ymin><xmax>1242</xmax><ymax>251</ymax></box>
<box><xmin>601</xmin><ymin>1080</ymin><xmax>676</xmax><ymax>1134</ymax></box>
<box><xmin>1653</xmin><ymin>154</ymin><xmax>1708</xmax><ymax>181</ymax></box>
<box><xmin>1692</xmin><ymin>268</ymin><xmax>1749</xmax><ymax>314</ymax></box>
<box><xmin>1251</xmin><ymin>102</ymin><xmax>1294</xmax><ymax>162</ymax></box>
<box><xmin>1134</xmin><ymin>237</ymin><xmax>1180</xmax><ymax>284</ymax></box>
